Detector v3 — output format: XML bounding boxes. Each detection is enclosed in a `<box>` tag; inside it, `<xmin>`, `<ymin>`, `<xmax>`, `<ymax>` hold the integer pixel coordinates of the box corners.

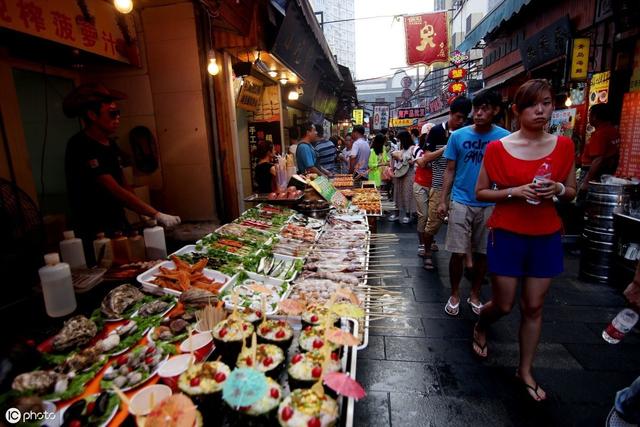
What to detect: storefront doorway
<box><xmin>12</xmin><ymin>69</ymin><xmax>80</xmax><ymax>217</ymax></box>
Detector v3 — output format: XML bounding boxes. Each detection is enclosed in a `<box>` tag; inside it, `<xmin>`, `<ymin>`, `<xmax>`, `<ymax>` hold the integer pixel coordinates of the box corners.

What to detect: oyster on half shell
<box><xmin>101</xmin><ymin>284</ymin><xmax>144</xmax><ymax>319</ymax></box>
<box><xmin>52</xmin><ymin>315</ymin><xmax>98</xmax><ymax>352</ymax></box>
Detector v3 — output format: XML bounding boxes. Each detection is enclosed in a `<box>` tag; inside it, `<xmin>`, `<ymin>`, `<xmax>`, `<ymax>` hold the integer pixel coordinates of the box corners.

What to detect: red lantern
<box><xmin>448</xmin><ymin>81</ymin><xmax>467</xmax><ymax>94</ymax></box>
<box><xmin>447</xmin><ymin>95</ymin><xmax>458</xmax><ymax>105</ymax></box>
<box><xmin>448</xmin><ymin>68</ymin><xmax>467</xmax><ymax>80</ymax></box>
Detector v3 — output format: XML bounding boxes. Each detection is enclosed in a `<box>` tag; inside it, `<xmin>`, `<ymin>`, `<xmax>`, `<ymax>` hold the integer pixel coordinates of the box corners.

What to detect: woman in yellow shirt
<box><xmin>368</xmin><ymin>134</ymin><xmax>388</xmax><ymax>186</ymax></box>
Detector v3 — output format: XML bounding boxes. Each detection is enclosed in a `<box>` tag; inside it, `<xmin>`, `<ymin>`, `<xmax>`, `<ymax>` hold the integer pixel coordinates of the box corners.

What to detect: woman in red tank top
<box><xmin>472</xmin><ymin>79</ymin><xmax>577</xmax><ymax>402</ymax></box>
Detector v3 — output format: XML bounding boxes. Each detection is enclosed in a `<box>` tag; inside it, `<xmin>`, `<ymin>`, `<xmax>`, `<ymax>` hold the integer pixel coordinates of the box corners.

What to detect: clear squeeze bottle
<box><xmin>59</xmin><ymin>230</ymin><xmax>87</xmax><ymax>269</ymax></box>
<box><xmin>93</xmin><ymin>232</ymin><xmax>113</xmax><ymax>268</ymax></box>
<box><xmin>39</xmin><ymin>253</ymin><xmax>77</xmax><ymax>317</ymax></box>
<box><xmin>602</xmin><ymin>308</ymin><xmax>639</xmax><ymax>344</ymax></box>
<box><xmin>527</xmin><ymin>158</ymin><xmax>552</xmax><ymax>205</ymax></box>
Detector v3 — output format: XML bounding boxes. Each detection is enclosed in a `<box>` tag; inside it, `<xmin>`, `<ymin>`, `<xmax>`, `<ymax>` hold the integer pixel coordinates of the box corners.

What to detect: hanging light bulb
<box><xmin>288</xmin><ymin>88</ymin><xmax>299</xmax><ymax>101</ymax></box>
<box><xmin>279</xmin><ymin>73</ymin><xmax>288</xmax><ymax>85</ymax></box>
<box><xmin>207</xmin><ymin>53</ymin><xmax>220</xmax><ymax>76</ymax></box>
<box><xmin>268</xmin><ymin>70</ymin><xmax>278</xmax><ymax>78</ymax></box>
<box><xmin>114</xmin><ymin>0</ymin><xmax>133</xmax><ymax>14</ymax></box>
<box><xmin>564</xmin><ymin>95</ymin><xmax>572</xmax><ymax>107</ymax></box>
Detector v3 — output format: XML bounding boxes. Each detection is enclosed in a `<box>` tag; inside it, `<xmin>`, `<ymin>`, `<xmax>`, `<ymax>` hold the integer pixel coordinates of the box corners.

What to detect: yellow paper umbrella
<box><xmin>330</xmin><ymin>303</ymin><xmax>365</xmax><ymax>319</ymax></box>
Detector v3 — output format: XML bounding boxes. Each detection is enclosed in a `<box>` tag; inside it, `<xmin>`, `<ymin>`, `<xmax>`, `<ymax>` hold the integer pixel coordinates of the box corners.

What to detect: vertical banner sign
<box><xmin>372</xmin><ymin>105</ymin><xmax>390</xmax><ymax>131</ymax></box>
<box><xmin>378</xmin><ymin>106</ymin><xmax>390</xmax><ymax>130</ymax></box>
<box><xmin>352</xmin><ymin>109</ymin><xmax>364</xmax><ymax>125</ymax></box>
<box><xmin>589</xmin><ymin>71</ymin><xmax>610</xmax><ymax>107</ymax></box>
<box><xmin>404</xmin><ymin>12</ymin><xmax>448</xmax><ymax>66</ymax></box>
<box><xmin>570</xmin><ymin>38</ymin><xmax>590</xmax><ymax>81</ymax></box>
<box><xmin>616</xmin><ymin>92</ymin><xmax>640</xmax><ymax>178</ymax></box>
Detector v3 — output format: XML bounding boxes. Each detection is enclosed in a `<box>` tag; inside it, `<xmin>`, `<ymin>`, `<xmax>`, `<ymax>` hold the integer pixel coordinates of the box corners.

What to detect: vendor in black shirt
<box><xmin>254</xmin><ymin>141</ymin><xmax>276</xmax><ymax>193</ymax></box>
<box><xmin>63</xmin><ymin>83</ymin><xmax>180</xmax><ymax>243</ymax></box>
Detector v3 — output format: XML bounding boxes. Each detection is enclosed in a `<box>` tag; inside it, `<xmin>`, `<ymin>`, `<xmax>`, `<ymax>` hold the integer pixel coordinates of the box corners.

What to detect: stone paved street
<box><xmin>354</xmin><ymin>220</ymin><xmax>640</xmax><ymax>427</ymax></box>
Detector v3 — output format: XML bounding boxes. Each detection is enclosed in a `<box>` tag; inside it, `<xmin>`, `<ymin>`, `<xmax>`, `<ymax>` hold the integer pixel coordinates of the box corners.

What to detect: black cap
<box><xmin>62</xmin><ymin>83</ymin><xmax>127</xmax><ymax>117</ymax></box>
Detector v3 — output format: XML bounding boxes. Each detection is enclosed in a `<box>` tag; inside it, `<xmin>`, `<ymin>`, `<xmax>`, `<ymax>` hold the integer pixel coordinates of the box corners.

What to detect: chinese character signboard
<box><xmin>520</xmin><ymin>16</ymin><xmax>571</xmax><ymax>71</ymax></box>
<box><xmin>248</xmin><ymin>85</ymin><xmax>280</xmax><ymax>122</ymax></box>
<box><xmin>404</xmin><ymin>12</ymin><xmax>448</xmax><ymax>66</ymax></box>
<box><xmin>397</xmin><ymin>107</ymin><xmax>426</xmax><ymax>119</ymax></box>
<box><xmin>390</xmin><ymin>118</ymin><xmax>417</xmax><ymax>127</ymax></box>
<box><xmin>352</xmin><ymin>109</ymin><xmax>364</xmax><ymax>125</ymax></box>
<box><xmin>570</xmin><ymin>38</ymin><xmax>590</xmax><ymax>80</ymax></box>
<box><xmin>589</xmin><ymin>71</ymin><xmax>610</xmax><ymax>107</ymax></box>
<box><xmin>372</xmin><ymin>105</ymin><xmax>389</xmax><ymax>131</ymax></box>
<box><xmin>448</xmin><ymin>68</ymin><xmax>467</xmax><ymax>80</ymax></box>
<box><xmin>0</xmin><ymin>0</ymin><xmax>136</xmax><ymax>64</ymax></box>
<box><xmin>616</xmin><ymin>92</ymin><xmax>640</xmax><ymax>178</ymax></box>
<box><xmin>237</xmin><ymin>76</ymin><xmax>264</xmax><ymax>112</ymax></box>
<box><xmin>448</xmin><ymin>81</ymin><xmax>467</xmax><ymax>94</ymax></box>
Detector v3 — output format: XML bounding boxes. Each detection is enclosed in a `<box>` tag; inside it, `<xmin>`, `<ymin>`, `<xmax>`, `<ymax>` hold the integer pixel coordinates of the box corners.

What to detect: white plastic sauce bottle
<box><xmin>93</xmin><ymin>232</ymin><xmax>113</xmax><ymax>268</ymax></box>
<box><xmin>59</xmin><ymin>230</ymin><xmax>87</xmax><ymax>270</ymax></box>
<box><xmin>144</xmin><ymin>225</ymin><xmax>167</xmax><ymax>259</ymax></box>
<box><xmin>39</xmin><ymin>253</ymin><xmax>77</xmax><ymax>317</ymax></box>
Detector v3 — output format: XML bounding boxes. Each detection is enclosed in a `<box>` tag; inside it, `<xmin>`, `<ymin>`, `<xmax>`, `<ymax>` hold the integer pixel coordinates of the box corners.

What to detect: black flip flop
<box><xmin>515</xmin><ymin>374</ymin><xmax>547</xmax><ymax>402</ymax></box>
<box><xmin>472</xmin><ymin>324</ymin><xmax>487</xmax><ymax>359</ymax></box>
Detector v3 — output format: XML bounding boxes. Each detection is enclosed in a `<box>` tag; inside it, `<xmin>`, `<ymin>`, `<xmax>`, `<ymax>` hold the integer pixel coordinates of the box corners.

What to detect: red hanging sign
<box><xmin>404</xmin><ymin>12</ymin><xmax>449</xmax><ymax>66</ymax></box>
<box><xmin>448</xmin><ymin>81</ymin><xmax>467</xmax><ymax>94</ymax></box>
<box><xmin>448</xmin><ymin>68</ymin><xmax>467</xmax><ymax>80</ymax></box>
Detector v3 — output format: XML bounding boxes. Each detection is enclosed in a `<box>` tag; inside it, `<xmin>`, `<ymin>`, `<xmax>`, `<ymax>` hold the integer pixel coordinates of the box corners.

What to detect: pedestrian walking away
<box><xmin>391</xmin><ymin>131</ymin><xmax>417</xmax><ymax>224</ymax></box>
<box><xmin>423</xmin><ymin>96</ymin><xmax>472</xmax><ymax>270</ymax></box>
<box><xmin>473</xmin><ymin>79</ymin><xmax>577</xmax><ymax>402</ymax></box>
<box><xmin>438</xmin><ymin>90</ymin><xmax>509</xmax><ymax>316</ymax></box>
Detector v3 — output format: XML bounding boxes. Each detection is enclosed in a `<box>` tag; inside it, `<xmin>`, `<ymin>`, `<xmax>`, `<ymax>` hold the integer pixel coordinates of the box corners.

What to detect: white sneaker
<box><xmin>388</xmin><ymin>214</ymin><xmax>399</xmax><ymax>222</ymax></box>
<box><xmin>418</xmin><ymin>245</ymin><xmax>425</xmax><ymax>256</ymax></box>
<box><xmin>401</xmin><ymin>216</ymin><xmax>411</xmax><ymax>224</ymax></box>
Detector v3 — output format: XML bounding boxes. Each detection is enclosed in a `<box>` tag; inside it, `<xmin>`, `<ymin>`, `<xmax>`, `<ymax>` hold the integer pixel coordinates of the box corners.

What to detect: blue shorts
<box><xmin>487</xmin><ymin>229</ymin><xmax>563</xmax><ymax>278</ymax></box>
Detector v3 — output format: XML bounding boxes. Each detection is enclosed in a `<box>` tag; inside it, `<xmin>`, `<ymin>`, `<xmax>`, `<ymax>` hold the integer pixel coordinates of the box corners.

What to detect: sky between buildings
<box><xmin>354</xmin><ymin>0</ymin><xmax>435</xmax><ymax>81</ymax></box>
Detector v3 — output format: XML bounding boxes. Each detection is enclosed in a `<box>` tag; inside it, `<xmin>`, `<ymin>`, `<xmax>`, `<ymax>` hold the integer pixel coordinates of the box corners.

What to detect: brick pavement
<box><xmin>354</xmin><ymin>220</ymin><xmax>640</xmax><ymax>427</ymax></box>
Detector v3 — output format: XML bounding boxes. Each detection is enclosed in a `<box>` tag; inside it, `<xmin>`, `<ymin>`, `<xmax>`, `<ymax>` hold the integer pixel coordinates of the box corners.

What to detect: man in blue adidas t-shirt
<box><xmin>437</xmin><ymin>90</ymin><xmax>510</xmax><ymax>317</ymax></box>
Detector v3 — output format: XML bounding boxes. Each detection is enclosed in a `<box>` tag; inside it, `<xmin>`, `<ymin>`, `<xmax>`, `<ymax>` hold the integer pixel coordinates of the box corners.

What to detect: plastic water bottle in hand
<box><xmin>602</xmin><ymin>308</ymin><xmax>639</xmax><ymax>344</ymax></box>
<box><xmin>527</xmin><ymin>158</ymin><xmax>552</xmax><ymax>205</ymax></box>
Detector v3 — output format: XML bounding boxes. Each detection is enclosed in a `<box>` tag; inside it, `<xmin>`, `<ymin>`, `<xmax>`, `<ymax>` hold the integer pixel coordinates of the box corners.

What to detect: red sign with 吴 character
<box><xmin>448</xmin><ymin>81</ymin><xmax>467</xmax><ymax>94</ymax></box>
<box><xmin>448</xmin><ymin>68</ymin><xmax>467</xmax><ymax>80</ymax></box>
<box><xmin>404</xmin><ymin>12</ymin><xmax>448</xmax><ymax>66</ymax></box>
<box><xmin>616</xmin><ymin>92</ymin><xmax>640</xmax><ymax>178</ymax></box>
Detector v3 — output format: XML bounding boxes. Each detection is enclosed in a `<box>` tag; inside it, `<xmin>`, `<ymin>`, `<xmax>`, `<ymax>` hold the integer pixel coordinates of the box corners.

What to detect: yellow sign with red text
<box><xmin>352</xmin><ymin>109</ymin><xmax>364</xmax><ymax>125</ymax></box>
<box><xmin>570</xmin><ymin>38</ymin><xmax>590</xmax><ymax>81</ymax></box>
<box><xmin>0</xmin><ymin>0</ymin><xmax>136</xmax><ymax>63</ymax></box>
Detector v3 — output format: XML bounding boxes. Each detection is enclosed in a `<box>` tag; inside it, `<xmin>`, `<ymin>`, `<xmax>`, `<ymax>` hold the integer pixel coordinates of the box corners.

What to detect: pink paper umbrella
<box><xmin>322</xmin><ymin>372</ymin><xmax>366</xmax><ymax>400</ymax></box>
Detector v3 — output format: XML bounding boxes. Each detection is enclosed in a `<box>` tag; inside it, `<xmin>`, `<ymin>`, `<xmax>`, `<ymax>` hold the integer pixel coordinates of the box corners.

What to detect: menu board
<box><xmin>616</xmin><ymin>92</ymin><xmax>640</xmax><ymax>178</ymax></box>
<box><xmin>310</xmin><ymin>176</ymin><xmax>348</xmax><ymax>208</ymax></box>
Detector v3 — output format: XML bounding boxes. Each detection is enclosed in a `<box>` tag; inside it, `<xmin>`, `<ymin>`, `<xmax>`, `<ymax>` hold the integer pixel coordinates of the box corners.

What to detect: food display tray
<box><xmin>137</xmin><ymin>260</ymin><xmax>234</xmax><ymax>297</ymax></box>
